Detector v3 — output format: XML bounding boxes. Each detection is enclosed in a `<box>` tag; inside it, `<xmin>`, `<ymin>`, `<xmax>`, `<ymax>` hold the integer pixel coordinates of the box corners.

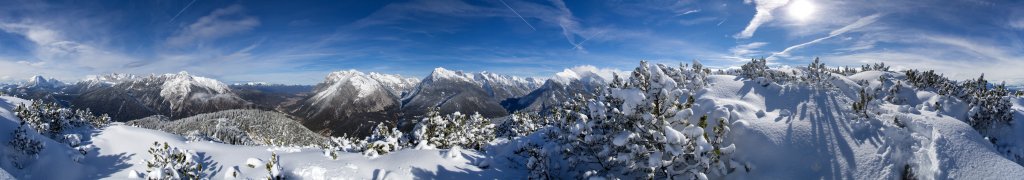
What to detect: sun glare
<box><xmin>787</xmin><ymin>0</ymin><xmax>817</xmax><ymax>22</ymax></box>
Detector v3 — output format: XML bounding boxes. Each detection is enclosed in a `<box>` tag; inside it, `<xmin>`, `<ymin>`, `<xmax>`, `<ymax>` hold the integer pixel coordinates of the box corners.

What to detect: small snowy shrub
<box><xmin>363</xmin><ymin>122</ymin><xmax>403</xmax><ymax>156</ymax></box>
<box><xmin>412</xmin><ymin>108</ymin><xmax>496</xmax><ymax>151</ymax></box>
<box><xmin>515</xmin><ymin>143</ymin><xmax>552</xmax><ymax>180</ymax></box>
<box><xmin>265</xmin><ymin>153</ymin><xmax>284</xmax><ymax>180</ymax></box>
<box><xmin>7</xmin><ymin>122</ymin><xmax>44</xmax><ymax>169</ymax></box>
<box><xmin>496</xmin><ymin>111</ymin><xmax>542</xmax><ymax>138</ymax></box>
<box><xmin>325</xmin><ymin>136</ymin><xmax>366</xmax><ymax>153</ymax></box>
<box><xmin>142</xmin><ymin>141</ymin><xmax>205</xmax><ymax>180</ymax></box>
<box><xmin>246</xmin><ymin>158</ymin><xmax>264</xmax><ymax>168</ymax></box>
<box><xmin>224</xmin><ymin>166</ymin><xmax>240</xmax><ymax>179</ymax></box>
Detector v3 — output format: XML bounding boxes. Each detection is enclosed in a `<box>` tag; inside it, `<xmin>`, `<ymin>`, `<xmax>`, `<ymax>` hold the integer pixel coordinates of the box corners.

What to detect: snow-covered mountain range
<box><xmin>290</xmin><ymin>68</ymin><xmax>542</xmax><ymax>136</ymax></box>
<box><xmin>288</xmin><ymin>70</ymin><xmax>409</xmax><ymax>136</ymax></box>
<box><xmin>1</xmin><ymin>60</ymin><xmax>1023</xmax><ymax>179</ymax></box>
<box><xmin>67</xmin><ymin>72</ymin><xmax>253</xmax><ymax>121</ymax></box>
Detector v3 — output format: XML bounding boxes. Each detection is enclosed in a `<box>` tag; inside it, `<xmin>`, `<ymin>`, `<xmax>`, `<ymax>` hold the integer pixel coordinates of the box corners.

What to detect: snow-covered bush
<box><xmin>13</xmin><ymin>101</ymin><xmax>110</xmax><ymax>138</ymax></box>
<box><xmin>141</xmin><ymin>141</ymin><xmax>206</xmax><ymax>179</ymax></box>
<box><xmin>411</xmin><ymin>108</ymin><xmax>495</xmax><ymax>151</ymax></box>
<box><xmin>803</xmin><ymin>58</ymin><xmax>835</xmax><ymax>87</ymax></box>
<box><xmin>6</xmin><ymin>122</ymin><xmax>44</xmax><ymax>169</ymax></box>
<box><xmin>495</xmin><ymin>111</ymin><xmax>542</xmax><ymax>138</ymax></box>
<box><xmin>513</xmin><ymin>61</ymin><xmax>742</xmax><ymax>179</ymax></box>
<box><xmin>515</xmin><ymin>143</ymin><xmax>552</xmax><ymax>180</ymax></box>
<box><xmin>363</xmin><ymin>122</ymin><xmax>403</xmax><ymax>157</ymax></box>
<box><xmin>12</xmin><ymin>100</ymin><xmax>109</xmax><ymax>158</ymax></box>
<box><xmin>465</xmin><ymin>112</ymin><xmax>496</xmax><ymax>150</ymax></box>
<box><xmin>223</xmin><ymin>166</ymin><xmax>240</xmax><ymax>179</ymax></box>
<box><xmin>265</xmin><ymin>153</ymin><xmax>284</xmax><ymax>180</ymax></box>
<box><xmin>905</xmin><ymin>70</ymin><xmax>1014</xmax><ymax>137</ymax></box>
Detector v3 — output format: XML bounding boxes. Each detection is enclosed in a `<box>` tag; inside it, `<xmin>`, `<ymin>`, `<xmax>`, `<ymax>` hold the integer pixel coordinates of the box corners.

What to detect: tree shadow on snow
<box><xmin>82</xmin><ymin>151</ymin><xmax>134</xmax><ymax>179</ymax></box>
<box><xmin>799</xmin><ymin>91</ymin><xmax>859</xmax><ymax>179</ymax></box>
<box><xmin>196</xmin><ymin>152</ymin><xmax>222</xmax><ymax>178</ymax></box>
<box><xmin>409</xmin><ymin>165</ymin><xmax>516</xmax><ymax>180</ymax></box>
<box><xmin>406</xmin><ymin>150</ymin><xmax>520</xmax><ymax>180</ymax></box>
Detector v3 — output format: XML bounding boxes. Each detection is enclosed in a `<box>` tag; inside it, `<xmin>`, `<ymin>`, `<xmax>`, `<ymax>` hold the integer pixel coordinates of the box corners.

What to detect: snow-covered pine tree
<box><xmin>465</xmin><ymin>112</ymin><xmax>495</xmax><ymax>151</ymax></box>
<box><xmin>142</xmin><ymin>141</ymin><xmax>205</xmax><ymax>179</ymax></box>
<box><xmin>363</xmin><ymin>122</ymin><xmax>402</xmax><ymax>156</ymax></box>
<box><xmin>411</xmin><ymin>107</ymin><xmax>495</xmax><ymax>150</ymax></box>
<box><xmin>853</xmin><ymin>88</ymin><xmax>873</xmax><ymax>117</ymax></box>
<box><xmin>963</xmin><ymin>75</ymin><xmax>1013</xmax><ymax>134</ymax></box>
<box><xmin>517</xmin><ymin>143</ymin><xmax>552</xmax><ymax>179</ymax></box>
<box><xmin>496</xmin><ymin>111</ymin><xmax>541</xmax><ymax>138</ymax></box>
<box><xmin>610</xmin><ymin>72</ymin><xmax>625</xmax><ymax>88</ymax></box>
<box><xmin>739</xmin><ymin>58</ymin><xmax>769</xmax><ymax>80</ymax></box>
<box><xmin>884</xmin><ymin>79</ymin><xmax>905</xmax><ymax>105</ymax></box>
<box><xmin>805</xmin><ymin>57</ymin><xmax>833</xmax><ymax>86</ymax></box>
<box><xmin>7</xmin><ymin>121</ymin><xmax>44</xmax><ymax>169</ymax></box>
<box><xmin>265</xmin><ymin>153</ymin><xmax>284</xmax><ymax>180</ymax></box>
<box><xmin>412</xmin><ymin>107</ymin><xmax>445</xmax><ymax>149</ymax></box>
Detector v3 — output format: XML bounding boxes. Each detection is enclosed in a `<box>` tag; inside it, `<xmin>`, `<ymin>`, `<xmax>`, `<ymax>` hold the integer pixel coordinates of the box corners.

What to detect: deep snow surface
<box><xmin>2</xmin><ymin>69</ymin><xmax>1024</xmax><ymax>179</ymax></box>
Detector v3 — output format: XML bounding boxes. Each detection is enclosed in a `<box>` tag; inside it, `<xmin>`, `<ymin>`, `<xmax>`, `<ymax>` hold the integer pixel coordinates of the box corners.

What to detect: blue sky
<box><xmin>1</xmin><ymin>0</ymin><xmax>1023</xmax><ymax>85</ymax></box>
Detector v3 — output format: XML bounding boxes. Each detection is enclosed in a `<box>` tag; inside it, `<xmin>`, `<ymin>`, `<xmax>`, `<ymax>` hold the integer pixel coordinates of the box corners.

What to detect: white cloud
<box><xmin>769</xmin><ymin>13</ymin><xmax>883</xmax><ymax>59</ymax></box>
<box><xmin>0</xmin><ymin>22</ymin><xmax>137</xmax><ymax>80</ymax></box>
<box><xmin>0</xmin><ymin>23</ymin><xmax>61</xmax><ymax>45</ymax></box>
<box><xmin>166</xmin><ymin>5</ymin><xmax>261</xmax><ymax>47</ymax></box>
<box><xmin>1011</xmin><ymin>17</ymin><xmax>1024</xmax><ymax>30</ymax></box>
<box><xmin>552</xmin><ymin>65</ymin><xmax>625</xmax><ymax>83</ymax></box>
<box><xmin>730</xmin><ymin>42</ymin><xmax>769</xmax><ymax>58</ymax></box>
<box><xmin>735</xmin><ymin>0</ymin><xmax>790</xmax><ymax>39</ymax></box>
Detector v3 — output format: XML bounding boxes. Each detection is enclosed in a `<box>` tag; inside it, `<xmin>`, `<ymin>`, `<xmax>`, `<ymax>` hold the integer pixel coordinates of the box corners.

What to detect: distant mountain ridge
<box><xmin>0</xmin><ymin>67</ymin><xmax>614</xmax><ymax>137</ymax></box>
<box><xmin>66</xmin><ymin>72</ymin><xmax>253</xmax><ymax>121</ymax></box>
<box><xmin>290</xmin><ymin>68</ymin><xmax>546</xmax><ymax>136</ymax></box>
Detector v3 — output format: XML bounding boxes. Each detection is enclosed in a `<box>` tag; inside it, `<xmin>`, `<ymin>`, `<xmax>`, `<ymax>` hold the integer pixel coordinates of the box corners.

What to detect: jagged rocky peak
<box><xmin>315</xmin><ymin>69</ymin><xmax>386</xmax><ymax>100</ymax></box>
<box><xmin>551</xmin><ymin>66</ymin><xmax>610</xmax><ymax>84</ymax></box>
<box><xmin>367</xmin><ymin>72</ymin><xmax>420</xmax><ymax>96</ymax></box>
<box><xmin>427</xmin><ymin>67</ymin><xmax>476</xmax><ymax>83</ymax></box>
<box><xmin>159</xmin><ymin>71</ymin><xmax>232</xmax><ymax>101</ymax></box>
<box><xmin>82</xmin><ymin>73</ymin><xmax>138</xmax><ymax>85</ymax></box>
<box><xmin>21</xmin><ymin>75</ymin><xmax>64</xmax><ymax>88</ymax></box>
<box><xmin>474</xmin><ymin>71</ymin><xmax>543</xmax><ymax>87</ymax></box>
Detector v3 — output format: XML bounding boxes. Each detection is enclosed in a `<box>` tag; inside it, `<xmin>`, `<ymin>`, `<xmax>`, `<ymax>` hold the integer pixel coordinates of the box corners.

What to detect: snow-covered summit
<box><xmin>474</xmin><ymin>72</ymin><xmax>543</xmax><ymax>100</ymax></box>
<box><xmin>289</xmin><ymin>69</ymin><xmax>411</xmax><ymax>136</ymax></box>
<box><xmin>427</xmin><ymin>67</ymin><xmax>476</xmax><ymax>83</ymax></box>
<box><xmin>475</xmin><ymin>72</ymin><xmax>543</xmax><ymax>88</ymax></box>
<box><xmin>159</xmin><ymin>71</ymin><xmax>232</xmax><ymax>103</ymax></box>
<box><xmin>551</xmin><ymin>65</ymin><xmax>615</xmax><ymax>85</ymax></box>
<box><xmin>367</xmin><ymin>72</ymin><xmax>420</xmax><ymax>97</ymax></box>
<box><xmin>20</xmin><ymin>75</ymin><xmax>64</xmax><ymax>89</ymax></box>
<box><xmin>81</xmin><ymin>73</ymin><xmax>138</xmax><ymax>86</ymax></box>
<box><xmin>315</xmin><ymin>70</ymin><xmax>385</xmax><ymax>101</ymax></box>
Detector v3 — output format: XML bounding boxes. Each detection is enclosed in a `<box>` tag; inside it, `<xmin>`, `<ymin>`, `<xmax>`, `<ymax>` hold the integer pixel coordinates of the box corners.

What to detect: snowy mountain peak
<box><xmin>428</xmin><ymin>67</ymin><xmax>475</xmax><ymax>82</ymax></box>
<box><xmin>474</xmin><ymin>72</ymin><xmax>543</xmax><ymax>87</ymax></box>
<box><xmin>21</xmin><ymin>75</ymin><xmax>63</xmax><ymax>88</ymax></box>
<box><xmin>314</xmin><ymin>69</ymin><xmax>387</xmax><ymax>102</ymax></box>
<box><xmin>367</xmin><ymin>72</ymin><xmax>420</xmax><ymax>96</ymax></box>
<box><xmin>29</xmin><ymin>75</ymin><xmax>46</xmax><ymax>83</ymax></box>
<box><xmin>82</xmin><ymin>73</ymin><xmax>138</xmax><ymax>85</ymax></box>
<box><xmin>159</xmin><ymin>72</ymin><xmax>232</xmax><ymax>102</ymax></box>
<box><xmin>552</xmin><ymin>66</ymin><xmax>610</xmax><ymax>85</ymax></box>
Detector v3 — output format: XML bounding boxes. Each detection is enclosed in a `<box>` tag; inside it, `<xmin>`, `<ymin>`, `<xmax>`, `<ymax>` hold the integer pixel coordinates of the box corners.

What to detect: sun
<box><xmin>787</xmin><ymin>0</ymin><xmax>817</xmax><ymax>22</ymax></box>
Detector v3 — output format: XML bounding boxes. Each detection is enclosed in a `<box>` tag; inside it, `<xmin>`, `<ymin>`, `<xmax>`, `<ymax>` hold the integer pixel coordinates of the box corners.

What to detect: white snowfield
<box><xmin>1</xmin><ymin>69</ymin><xmax>1023</xmax><ymax>179</ymax></box>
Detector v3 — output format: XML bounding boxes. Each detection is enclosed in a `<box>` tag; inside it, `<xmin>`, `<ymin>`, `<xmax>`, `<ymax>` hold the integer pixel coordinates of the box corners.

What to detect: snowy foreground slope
<box><xmin>696</xmin><ymin>73</ymin><xmax>1024</xmax><ymax>179</ymax></box>
<box><xmin>2</xmin><ymin>64</ymin><xmax>1024</xmax><ymax>179</ymax></box>
<box><xmin>1</xmin><ymin>95</ymin><xmax>519</xmax><ymax>179</ymax></box>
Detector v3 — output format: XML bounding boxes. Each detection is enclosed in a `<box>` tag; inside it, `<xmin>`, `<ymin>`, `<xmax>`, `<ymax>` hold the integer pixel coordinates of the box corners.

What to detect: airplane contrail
<box><xmin>571</xmin><ymin>31</ymin><xmax>605</xmax><ymax>50</ymax></box>
<box><xmin>498</xmin><ymin>0</ymin><xmax>536</xmax><ymax>31</ymax></box>
<box><xmin>169</xmin><ymin>0</ymin><xmax>198</xmax><ymax>23</ymax></box>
